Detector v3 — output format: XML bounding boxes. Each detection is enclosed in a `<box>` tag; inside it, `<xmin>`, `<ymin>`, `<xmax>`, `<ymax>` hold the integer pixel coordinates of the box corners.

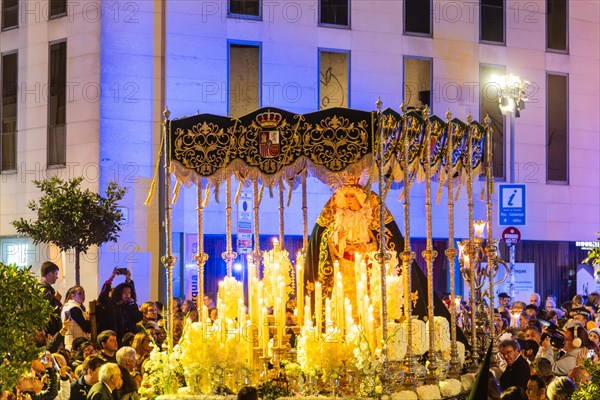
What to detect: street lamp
<box><xmin>491</xmin><ymin>74</ymin><xmax>527</xmax><ymax>300</ymax></box>
<box><xmin>491</xmin><ymin>74</ymin><xmax>528</xmax><ymax>183</ymax></box>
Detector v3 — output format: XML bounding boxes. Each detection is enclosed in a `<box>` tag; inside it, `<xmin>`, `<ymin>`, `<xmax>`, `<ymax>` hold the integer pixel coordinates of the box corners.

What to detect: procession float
<box><xmin>140</xmin><ymin>101</ymin><xmax>509</xmax><ymax>400</ymax></box>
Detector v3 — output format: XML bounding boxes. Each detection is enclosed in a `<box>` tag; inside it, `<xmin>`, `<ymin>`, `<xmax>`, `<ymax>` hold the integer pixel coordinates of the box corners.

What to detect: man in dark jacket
<box><xmin>499</xmin><ymin>339</ymin><xmax>531</xmax><ymax>392</ymax></box>
<box><xmin>40</xmin><ymin>261</ymin><xmax>63</xmax><ymax>335</ymax></box>
<box><xmin>87</xmin><ymin>363</ymin><xmax>122</xmax><ymax>400</ymax></box>
<box><xmin>70</xmin><ymin>356</ymin><xmax>104</xmax><ymax>400</ymax></box>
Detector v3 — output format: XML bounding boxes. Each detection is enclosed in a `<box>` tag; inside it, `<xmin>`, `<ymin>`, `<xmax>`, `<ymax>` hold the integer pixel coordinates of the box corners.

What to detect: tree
<box><xmin>0</xmin><ymin>262</ymin><xmax>54</xmax><ymax>392</ymax></box>
<box><xmin>12</xmin><ymin>177</ymin><xmax>126</xmax><ymax>284</ymax></box>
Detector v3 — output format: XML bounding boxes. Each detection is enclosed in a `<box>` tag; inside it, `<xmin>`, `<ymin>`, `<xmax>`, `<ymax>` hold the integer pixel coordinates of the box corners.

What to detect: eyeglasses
<box><xmin>499</xmin><ymin>349</ymin><xmax>515</xmax><ymax>357</ymax></box>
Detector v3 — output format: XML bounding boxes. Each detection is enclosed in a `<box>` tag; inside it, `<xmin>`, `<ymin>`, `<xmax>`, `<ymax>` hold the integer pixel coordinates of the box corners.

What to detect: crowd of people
<box><xmin>479</xmin><ymin>291</ymin><xmax>600</xmax><ymax>400</ymax></box>
<box><xmin>7</xmin><ymin>261</ymin><xmax>218</xmax><ymax>400</ymax></box>
<box><xmin>8</xmin><ymin>259</ymin><xmax>599</xmax><ymax>400</ymax></box>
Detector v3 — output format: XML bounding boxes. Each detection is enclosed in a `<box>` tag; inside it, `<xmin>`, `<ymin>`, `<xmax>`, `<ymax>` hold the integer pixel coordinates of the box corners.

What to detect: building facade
<box><xmin>0</xmin><ymin>0</ymin><xmax>598</xmax><ymax>303</ymax></box>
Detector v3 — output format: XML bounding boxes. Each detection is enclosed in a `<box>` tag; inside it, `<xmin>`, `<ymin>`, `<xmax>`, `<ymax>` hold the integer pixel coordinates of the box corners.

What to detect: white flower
<box><xmin>416</xmin><ymin>384</ymin><xmax>442</xmax><ymax>400</ymax></box>
<box><xmin>461</xmin><ymin>373</ymin><xmax>477</xmax><ymax>392</ymax></box>
<box><xmin>439</xmin><ymin>379</ymin><xmax>462</xmax><ymax>397</ymax></box>
<box><xmin>392</xmin><ymin>391</ymin><xmax>418</xmax><ymax>400</ymax></box>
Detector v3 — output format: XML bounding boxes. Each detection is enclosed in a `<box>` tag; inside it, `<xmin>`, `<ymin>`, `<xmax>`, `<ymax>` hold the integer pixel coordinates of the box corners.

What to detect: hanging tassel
<box><xmin>479</xmin><ymin>181</ymin><xmax>486</xmax><ymax>201</ymax></box>
<box><xmin>286</xmin><ymin>180</ymin><xmax>293</xmax><ymax>207</ymax></box>
<box><xmin>144</xmin><ymin>130</ymin><xmax>165</xmax><ymax>206</ymax></box>
<box><xmin>235</xmin><ymin>180</ymin><xmax>243</xmax><ymax>204</ymax></box>
<box><xmin>144</xmin><ymin>180</ymin><xmax>156</xmax><ymax>206</ymax></box>
<box><xmin>258</xmin><ymin>183</ymin><xmax>265</xmax><ymax>205</ymax></box>
<box><xmin>436</xmin><ymin>173</ymin><xmax>446</xmax><ymax>205</ymax></box>
<box><xmin>172</xmin><ymin>179</ymin><xmax>181</xmax><ymax>204</ymax></box>
<box><xmin>203</xmin><ymin>181</ymin><xmax>211</xmax><ymax>208</ymax></box>
<box><xmin>214</xmin><ymin>181</ymin><xmax>221</xmax><ymax>204</ymax></box>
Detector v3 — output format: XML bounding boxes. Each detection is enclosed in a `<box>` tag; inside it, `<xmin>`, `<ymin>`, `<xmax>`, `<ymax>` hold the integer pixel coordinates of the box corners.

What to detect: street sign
<box><xmin>498</xmin><ymin>183</ymin><xmax>526</xmax><ymax>226</ymax></box>
<box><xmin>237</xmin><ymin>192</ymin><xmax>253</xmax><ymax>253</ymax></box>
<box><xmin>502</xmin><ymin>226</ymin><xmax>521</xmax><ymax>246</ymax></box>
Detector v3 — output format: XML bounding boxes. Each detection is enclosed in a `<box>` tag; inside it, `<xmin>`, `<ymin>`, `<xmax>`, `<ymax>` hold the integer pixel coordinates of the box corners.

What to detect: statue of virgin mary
<box><xmin>305</xmin><ymin>184</ymin><xmax>468</xmax><ymax>345</ymax></box>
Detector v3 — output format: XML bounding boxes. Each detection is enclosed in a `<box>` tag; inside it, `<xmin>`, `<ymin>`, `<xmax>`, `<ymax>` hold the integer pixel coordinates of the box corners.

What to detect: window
<box><xmin>50</xmin><ymin>0</ymin><xmax>67</xmax><ymax>18</ymax></box>
<box><xmin>546</xmin><ymin>74</ymin><xmax>568</xmax><ymax>182</ymax></box>
<box><xmin>228</xmin><ymin>43</ymin><xmax>260</xmax><ymax>117</ymax></box>
<box><xmin>480</xmin><ymin>64</ymin><xmax>506</xmax><ymax>179</ymax></box>
<box><xmin>229</xmin><ymin>0</ymin><xmax>260</xmax><ymax>17</ymax></box>
<box><xmin>1</xmin><ymin>52</ymin><xmax>17</xmax><ymax>172</ymax></box>
<box><xmin>404</xmin><ymin>0</ymin><xmax>431</xmax><ymax>35</ymax></box>
<box><xmin>320</xmin><ymin>0</ymin><xmax>349</xmax><ymax>27</ymax></box>
<box><xmin>319</xmin><ymin>50</ymin><xmax>349</xmax><ymax>109</ymax></box>
<box><xmin>403</xmin><ymin>57</ymin><xmax>431</xmax><ymax>111</ymax></box>
<box><xmin>1</xmin><ymin>0</ymin><xmax>18</xmax><ymax>30</ymax></box>
<box><xmin>547</xmin><ymin>0</ymin><xmax>567</xmax><ymax>51</ymax></box>
<box><xmin>481</xmin><ymin>0</ymin><xmax>504</xmax><ymax>43</ymax></box>
<box><xmin>48</xmin><ymin>41</ymin><xmax>67</xmax><ymax>166</ymax></box>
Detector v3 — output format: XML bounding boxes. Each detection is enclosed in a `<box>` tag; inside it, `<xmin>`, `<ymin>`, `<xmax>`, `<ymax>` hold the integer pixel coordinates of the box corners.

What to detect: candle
<box><xmin>296</xmin><ymin>252</ymin><xmax>304</xmax><ymax>324</ymax></box>
<box><xmin>368</xmin><ymin>305</ymin><xmax>375</xmax><ymax>351</ymax></box>
<box><xmin>357</xmin><ymin>281</ymin><xmax>364</xmax><ymax>325</ymax></box>
<box><xmin>304</xmin><ymin>304</ymin><xmax>311</xmax><ymax>327</ymax></box>
<box><xmin>315</xmin><ymin>282</ymin><xmax>322</xmax><ymax>339</ymax></box>
<box><xmin>248</xmin><ymin>262</ymin><xmax>255</xmax><ymax>322</ymax></box>
<box><xmin>325</xmin><ymin>298</ymin><xmax>332</xmax><ymax>325</ymax></box>
<box><xmin>276</xmin><ymin>298</ymin><xmax>283</xmax><ymax>348</ymax></box>
<box><xmin>202</xmin><ymin>305</ymin><xmax>208</xmax><ymax>323</ymax></box>
<box><xmin>261</xmin><ymin>306</ymin><xmax>269</xmax><ymax>356</ymax></box>
<box><xmin>345</xmin><ymin>298</ymin><xmax>353</xmax><ymax>337</ymax></box>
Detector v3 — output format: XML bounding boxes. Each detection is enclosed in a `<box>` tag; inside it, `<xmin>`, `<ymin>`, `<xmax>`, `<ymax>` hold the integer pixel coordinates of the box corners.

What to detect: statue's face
<box><xmin>344</xmin><ymin>192</ymin><xmax>361</xmax><ymax>211</ymax></box>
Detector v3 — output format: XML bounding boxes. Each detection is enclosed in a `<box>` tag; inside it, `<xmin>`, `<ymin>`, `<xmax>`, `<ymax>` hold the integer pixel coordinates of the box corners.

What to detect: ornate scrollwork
<box><xmin>303</xmin><ymin>115</ymin><xmax>370</xmax><ymax>171</ymax></box>
<box><xmin>173</xmin><ymin>122</ymin><xmax>235</xmax><ymax>176</ymax></box>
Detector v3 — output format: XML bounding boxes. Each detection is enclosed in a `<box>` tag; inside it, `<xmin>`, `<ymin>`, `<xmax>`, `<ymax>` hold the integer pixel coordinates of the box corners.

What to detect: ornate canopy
<box><xmin>167</xmin><ymin>107</ymin><xmax>489</xmax><ymax>190</ymax></box>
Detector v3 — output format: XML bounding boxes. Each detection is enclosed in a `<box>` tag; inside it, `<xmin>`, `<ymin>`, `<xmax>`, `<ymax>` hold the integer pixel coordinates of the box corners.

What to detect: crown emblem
<box><xmin>256</xmin><ymin>110</ymin><xmax>282</xmax><ymax>128</ymax></box>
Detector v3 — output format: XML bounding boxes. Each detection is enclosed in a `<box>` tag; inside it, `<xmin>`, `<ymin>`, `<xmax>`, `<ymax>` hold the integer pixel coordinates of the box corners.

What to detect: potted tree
<box><xmin>12</xmin><ymin>177</ymin><xmax>126</xmax><ymax>285</ymax></box>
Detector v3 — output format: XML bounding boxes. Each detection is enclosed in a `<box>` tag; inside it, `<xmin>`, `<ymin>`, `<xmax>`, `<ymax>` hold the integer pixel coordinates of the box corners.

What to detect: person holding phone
<box><xmin>61</xmin><ymin>286</ymin><xmax>91</xmax><ymax>351</ymax></box>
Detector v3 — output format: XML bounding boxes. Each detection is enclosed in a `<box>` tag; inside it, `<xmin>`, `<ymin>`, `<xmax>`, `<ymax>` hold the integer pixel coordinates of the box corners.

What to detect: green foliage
<box><xmin>571</xmin><ymin>359</ymin><xmax>600</xmax><ymax>400</ymax></box>
<box><xmin>0</xmin><ymin>263</ymin><xmax>54</xmax><ymax>392</ymax></box>
<box><xmin>581</xmin><ymin>232</ymin><xmax>600</xmax><ymax>266</ymax></box>
<box><xmin>12</xmin><ymin>177</ymin><xmax>126</xmax><ymax>283</ymax></box>
<box><xmin>257</xmin><ymin>379</ymin><xmax>290</xmax><ymax>400</ymax></box>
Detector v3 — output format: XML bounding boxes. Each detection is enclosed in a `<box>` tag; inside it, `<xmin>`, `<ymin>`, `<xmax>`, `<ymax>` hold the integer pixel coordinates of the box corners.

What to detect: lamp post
<box><xmin>491</xmin><ymin>74</ymin><xmax>527</xmax><ymax>183</ymax></box>
<box><xmin>491</xmin><ymin>74</ymin><xmax>527</xmax><ymax>299</ymax></box>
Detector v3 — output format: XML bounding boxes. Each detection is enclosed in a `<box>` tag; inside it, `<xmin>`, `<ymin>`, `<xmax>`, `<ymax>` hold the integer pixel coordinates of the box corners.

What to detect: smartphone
<box><xmin>115</xmin><ymin>267</ymin><xmax>128</xmax><ymax>275</ymax></box>
<box><xmin>588</xmin><ymin>349</ymin><xmax>595</xmax><ymax>358</ymax></box>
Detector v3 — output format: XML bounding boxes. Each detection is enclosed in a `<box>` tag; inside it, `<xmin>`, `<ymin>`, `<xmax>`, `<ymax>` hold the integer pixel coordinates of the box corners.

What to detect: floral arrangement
<box><xmin>383</xmin><ymin>322</ymin><xmax>407</xmax><ymax>362</ymax></box>
<box><xmin>460</xmin><ymin>373</ymin><xmax>476</xmax><ymax>392</ymax></box>
<box><xmin>426</xmin><ymin>317</ymin><xmax>451</xmax><ymax>352</ymax></box>
<box><xmin>441</xmin><ymin>340</ymin><xmax>466</xmax><ymax>368</ymax></box>
<box><xmin>297</xmin><ymin>326</ymin><xmax>321</xmax><ymax>377</ymax></box>
<box><xmin>403</xmin><ymin>318</ymin><xmax>428</xmax><ymax>355</ymax></box>
<box><xmin>439</xmin><ymin>379</ymin><xmax>462</xmax><ymax>397</ymax></box>
<box><xmin>320</xmin><ymin>329</ymin><xmax>347</xmax><ymax>379</ymax></box>
<box><xmin>416</xmin><ymin>384</ymin><xmax>441</xmax><ymax>400</ymax></box>
<box><xmin>139</xmin><ymin>344</ymin><xmax>184</xmax><ymax>399</ymax></box>
<box><xmin>392</xmin><ymin>390</ymin><xmax>418</xmax><ymax>400</ymax></box>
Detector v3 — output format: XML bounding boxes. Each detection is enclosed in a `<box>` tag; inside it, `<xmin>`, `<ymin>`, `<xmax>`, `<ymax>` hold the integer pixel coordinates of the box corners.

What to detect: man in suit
<box><xmin>87</xmin><ymin>363</ymin><xmax>122</xmax><ymax>400</ymax></box>
<box><xmin>499</xmin><ymin>339</ymin><xmax>530</xmax><ymax>392</ymax></box>
<box><xmin>71</xmin><ymin>356</ymin><xmax>104</xmax><ymax>400</ymax></box>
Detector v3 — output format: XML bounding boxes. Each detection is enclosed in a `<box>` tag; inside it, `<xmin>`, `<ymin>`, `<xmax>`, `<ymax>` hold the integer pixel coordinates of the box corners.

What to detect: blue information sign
<box><xmin>498</xmin><ymin>184</ymin><xmax>526</xmax><ymax>226</ymax></box>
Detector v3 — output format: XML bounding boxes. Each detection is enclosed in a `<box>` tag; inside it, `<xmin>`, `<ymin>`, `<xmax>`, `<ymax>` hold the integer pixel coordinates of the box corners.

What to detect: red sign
<box><xmin>502</xmin><ymin>227</ymin><xmax>521</xmax><ymax>246</ymax></box>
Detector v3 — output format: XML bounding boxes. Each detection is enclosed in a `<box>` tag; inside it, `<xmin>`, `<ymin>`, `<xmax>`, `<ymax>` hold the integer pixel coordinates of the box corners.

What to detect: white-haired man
<box><xmin>115</xmin><ymin>346</ymin><xmax>138</xmax><ymax>398</ymax></box>
<box><xmin>86</xmin><ymin>363</ymin><xmax>122</xmax><ymax>400</ymax></box>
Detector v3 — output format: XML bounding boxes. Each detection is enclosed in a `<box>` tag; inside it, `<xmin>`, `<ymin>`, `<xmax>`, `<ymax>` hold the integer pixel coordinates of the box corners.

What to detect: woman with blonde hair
<box><xmin>131</xmin><ymin>331</ymin><xmax>152</xmax><ymax>375</ymax></box>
